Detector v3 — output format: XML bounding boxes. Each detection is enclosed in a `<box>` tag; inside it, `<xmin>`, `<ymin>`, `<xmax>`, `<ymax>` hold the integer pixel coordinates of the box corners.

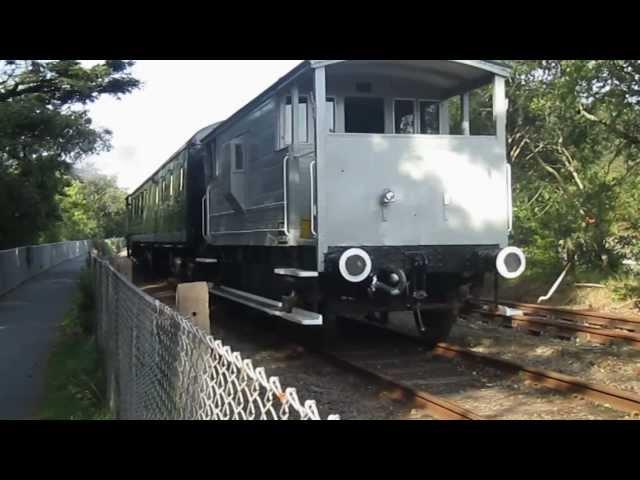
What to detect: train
<box><xmin>126</xmin><ymin>60</ymin><xmax>527</xmax><ymax>345</ymax></box>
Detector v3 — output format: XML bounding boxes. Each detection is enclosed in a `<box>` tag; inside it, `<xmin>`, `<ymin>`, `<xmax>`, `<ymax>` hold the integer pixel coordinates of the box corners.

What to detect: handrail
<box><xmin>206</xmin><ymin>185</ymin><xmax>211</xmax><ymax>238</ymax></box>
<box><xmin>202</xmin><ymin>185</ymin><xmax>211</xmax><ymax>240</ymax></box>
<box><xmin>283</xmin><ymin>155</ymin><xmax>289</xmax><ymax>236</ymax></box>
<box><xmin>309</xmin><ymin>160</ymin><xmax>317</xmax><ymax>237</ymax></box>
<box><xmin>201</xmin><ymin>194</ymin><xmax>206</xmax><ymax>240</ymax></box>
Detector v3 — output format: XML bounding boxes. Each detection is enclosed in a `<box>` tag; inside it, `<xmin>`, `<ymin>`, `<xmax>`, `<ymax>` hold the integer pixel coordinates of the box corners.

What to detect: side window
<box><xmin>394</xmin><ymin>99</ymin><xmax>416</xmax><ymax>134</ymax></box>
<box><xmin>233</xmin><ymin>143</ymin><xmax>244</xmax><ymax>171</ymax></box>
<box><xmin>419</xmin><ymin>101</ymin><xmax>440</xmax><ymax>135</ymax></box>
<box><xmin>169</xmin><ymin>171</ymin><xmax>174</xmax><ymax>197</ymax></box>
<box><xmin>282</xmin><ymin>95</ymin><xmax>308</xmax><ymax>146</ymax></box>
<box><xmin>447</xmin><ymin>96</ymin><xmax>463</xmax><ymax>135</ymax></box>
<box><xmin>179</xmin><ymin>166</ymin><xmax>184</xmax><ymax>191</ymax></box>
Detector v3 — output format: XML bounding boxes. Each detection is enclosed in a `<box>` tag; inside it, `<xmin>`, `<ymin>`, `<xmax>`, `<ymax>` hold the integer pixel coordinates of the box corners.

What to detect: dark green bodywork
<box><xmin>127</xmin><ymin>146</ymin><xmax>205</xmax><ymax>248</ymax></box>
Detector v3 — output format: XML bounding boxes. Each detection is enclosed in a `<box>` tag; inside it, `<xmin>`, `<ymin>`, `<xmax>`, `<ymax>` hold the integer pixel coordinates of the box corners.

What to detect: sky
<box><xmin>83</xmin><ymin>60</ymin><xmax>302</xmax><ymax>192</ymax></box>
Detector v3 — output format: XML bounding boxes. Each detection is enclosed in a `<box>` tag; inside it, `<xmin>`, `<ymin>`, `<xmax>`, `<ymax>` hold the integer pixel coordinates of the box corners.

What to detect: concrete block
<box><xmin>175</xmin><ymin>281</ymin><xmax>211</xmax><ymax>333</ymax></box>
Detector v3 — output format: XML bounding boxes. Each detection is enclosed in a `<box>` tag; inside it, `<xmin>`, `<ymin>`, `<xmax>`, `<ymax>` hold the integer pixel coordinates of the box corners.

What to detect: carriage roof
<box><xmin>128</xmin><ymin>121</ymin><xmax>222</xmax><ymax>197</ymax></box>
<box><xmin>199</xmin><ymin>60</ymin><xmax>511</xmax><ymax>144</ymax></box>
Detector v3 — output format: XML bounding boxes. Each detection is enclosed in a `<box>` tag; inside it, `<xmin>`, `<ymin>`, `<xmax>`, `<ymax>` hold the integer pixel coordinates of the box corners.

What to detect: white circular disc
<box><xmin>496</xmin><ymin>246</ymin><xmax>526</xmax><ymax>279</ymax></box>
<box><xmin>338</xmin><ymin>248</ymin><xmax>372</xmax><ymax>283</ymax></box>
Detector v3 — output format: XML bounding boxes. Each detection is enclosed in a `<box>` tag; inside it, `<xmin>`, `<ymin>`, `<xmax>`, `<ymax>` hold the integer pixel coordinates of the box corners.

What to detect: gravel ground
<box><xmin>449</xmin><ymin>314</ymin><xmax>640</xmax><ymax>396</ymax></box>
<box><xmin>334</xmin><ymin>320</ymin><xmax>632</xmax><ymax>420</ymax></box>
<box><xmin>135</xmin><ymin>268</ymin><xmax>638</xmax><ymax>419</ymax></box>
<box><xmin>137</xmin><ymin>277</ymin><xmax>434</xmax><ymax>420</ymax></box>
<box><xmin>211</xmin><ymin>301</ymin><xmax>422</xmax><ymax>420</ymax></box>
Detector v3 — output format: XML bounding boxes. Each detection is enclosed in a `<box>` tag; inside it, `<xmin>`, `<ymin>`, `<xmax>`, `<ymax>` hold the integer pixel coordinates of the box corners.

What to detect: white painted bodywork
<box><xmin>323</xmin><ymin>133</ymin><xmax>509</xmax><ymax>247</ymax></box>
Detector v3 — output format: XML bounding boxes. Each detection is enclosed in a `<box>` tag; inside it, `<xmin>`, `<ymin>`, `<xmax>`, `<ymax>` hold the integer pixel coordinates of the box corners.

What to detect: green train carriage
<box><xmin>126</xmin><ymin>123</ymin><xmax>219</xmax><ymax>273</ymax></box>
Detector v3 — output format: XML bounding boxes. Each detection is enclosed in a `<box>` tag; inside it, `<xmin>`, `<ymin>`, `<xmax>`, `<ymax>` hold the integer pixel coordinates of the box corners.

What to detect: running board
<box><xmin>196</xmin><ymin>257</ymin><xmax>218</xmax><ymax>264</ymax></box>
<box><xmin>208</xmin><ymin>284</ymin><xmax>323</xmax><ymax>326</ymax></box>
<box><xmin>274</xmin><ymin>268</ymin><xmax>318</xmax><ymax>277</ymax></box>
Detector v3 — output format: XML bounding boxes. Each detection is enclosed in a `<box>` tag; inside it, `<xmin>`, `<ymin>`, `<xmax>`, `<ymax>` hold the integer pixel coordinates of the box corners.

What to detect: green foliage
<box><xmin>508</xmin><ymin>60</ymin><xmax>640</xmax><ymax>279</ymax></box>
<box><xmin>38</xmin><ymin>269</ymin><xmax>111</xmax><ymax>420</ymax></box>
<box><xmin>56</xmin><ymin>168</ymin><xmax>128</xmax><ymax>241</ymax></box>
<box><xmin>0</xmin><ymin>60</ymin><xmax>139</xmax><ymax>249</ymax></box>
<box><xmin>93</xmin><ymin>238</ymin><xmax>127</xmax><ymax>259</ymax></box>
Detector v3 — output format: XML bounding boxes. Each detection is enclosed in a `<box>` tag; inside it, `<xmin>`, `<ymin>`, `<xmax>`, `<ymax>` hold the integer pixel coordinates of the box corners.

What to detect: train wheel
<box><xmin>415</xmin><ymin>308</ymin><xmax>457</xmax><ymax>348</ymax></box>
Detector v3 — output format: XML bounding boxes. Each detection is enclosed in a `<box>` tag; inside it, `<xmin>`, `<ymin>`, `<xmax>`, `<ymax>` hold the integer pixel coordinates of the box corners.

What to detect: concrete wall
<box><xmin>0</xmin><ymin>240</ymin><xmax>92</xmax><ymax>297</ymax></box>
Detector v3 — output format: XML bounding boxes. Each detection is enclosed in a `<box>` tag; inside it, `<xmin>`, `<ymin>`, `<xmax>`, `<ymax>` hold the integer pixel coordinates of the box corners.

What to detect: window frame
<box><xmin>278</xmin><ymin>93</ymin><xmax>310</xmax><ymax>149</ymax></box>
<box><xmin>418</xmin><ymin>98</ymin><xmax>441</xmax><ymax>135</ymax></box>
<box><xmin>231</xmin><ymin>141</ymin><xmax>245</xmax><ymax>172</ymax></box>
<box><xmin>326</xmin><ymin>96</ymin><xmax>336</xmax><ymax>133</ymax></box>
<box><xmin>392</xmin><ymin>98</ymin><xmax>417</xmax><ymax>134</ymax></box>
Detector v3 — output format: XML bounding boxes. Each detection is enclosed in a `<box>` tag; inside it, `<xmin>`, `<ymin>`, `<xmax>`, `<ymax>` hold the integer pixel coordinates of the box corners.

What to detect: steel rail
<box><xmin>144</xmin><ymin>282</ymin><xmax>481</xmax><ymax>420</ymax></box>
<box><xmin>141</xmin><ymin>277</ymin><xmax>639</xmax><ymax>418</ymax></box>
<box><xmin>469</xmin><ymin>308</ymin><xmax>640</xmax><ymax>348</ymax></box>
<box><xmin>432</xmin><ymin>342</ymin><xmax>640</xmax><ymax>415</ymax></box>
<box><xmin>316</xmin><ymin>349</ymin><xmax>483</xmax><ymax>420</ymax></box>
<box><xmin>354</xmin><ymin>320</ymin><xmax>640</xmax><ymax>415</ymax></box>
<box><xmin>475</xmin><ymin>298</ymin><xmax>640</xmax><ymax>331</ymax></box>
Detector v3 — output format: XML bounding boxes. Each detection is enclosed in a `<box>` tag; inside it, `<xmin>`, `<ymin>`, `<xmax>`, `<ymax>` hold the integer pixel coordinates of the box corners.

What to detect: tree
<box><xmin>507</xmin><ymin>60</ymin><xmax>640</xmax><ymax>273</ymax></box>
<box><xmin>55</xmin><ymin>168</ymin><xmax>128</xmax><ymax>241</ymax></box>
<box><xmin>0</xmin><ymin>60</ymin><xmax>139</xmax><ymax>248</ymax></box>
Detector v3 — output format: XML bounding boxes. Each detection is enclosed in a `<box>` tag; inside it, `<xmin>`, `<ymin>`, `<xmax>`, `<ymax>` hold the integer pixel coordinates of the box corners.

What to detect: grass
<box><xmin>37</xmin><ymin>269</ymin><xmax>112</xmax><ymax>420</ymax></box>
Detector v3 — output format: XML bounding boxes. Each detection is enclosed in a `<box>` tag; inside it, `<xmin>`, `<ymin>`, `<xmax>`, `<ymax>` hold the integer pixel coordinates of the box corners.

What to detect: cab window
<box><xmin>394</xmin><ymin>99</ymin><xmax>416</xmax><ymax>134</ymax></box>
<box><xmin>344</xmin><ymin>97</ymin><xmax>385</xmax><ymax>134</ymax></box>
<box><xmin>419</xmin><ymin>101</ymin><xmax>440</xmax><ymax>134</ymax></box>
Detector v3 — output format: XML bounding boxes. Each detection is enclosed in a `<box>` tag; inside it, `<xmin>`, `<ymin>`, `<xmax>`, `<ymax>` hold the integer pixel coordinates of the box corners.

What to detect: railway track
<box><xmin>139</xmin><ymin>278</ymin><xmax>481</xmax><ymax>419</ymax></box>
<box><xmin>470</xmin><ymin>299</ymin><xmax>640</xmax><ymax>348</ymax></box>
<box><xmin>136</xmin><ymin>274</ymin><xmax>640</xmax><ymax>419</ymax></box>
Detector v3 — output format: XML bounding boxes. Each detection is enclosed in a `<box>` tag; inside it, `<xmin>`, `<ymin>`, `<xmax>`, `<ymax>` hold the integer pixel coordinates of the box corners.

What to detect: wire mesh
<box><xmin>91</xmin><ymin>254</ymin><xmax>338</xmax><ymax>420</ymax></box>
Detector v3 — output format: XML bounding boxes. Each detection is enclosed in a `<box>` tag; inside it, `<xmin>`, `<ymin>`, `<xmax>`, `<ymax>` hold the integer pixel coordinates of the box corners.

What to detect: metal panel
<box><xmin>205</xmin><ymin>92</ymin><xmax>317</xmax><ymax>247</ymax></box>
<box><xmin>319</xmin><ymin>134</ymin><xmax>509</xmax><ymax>254</ymax></box>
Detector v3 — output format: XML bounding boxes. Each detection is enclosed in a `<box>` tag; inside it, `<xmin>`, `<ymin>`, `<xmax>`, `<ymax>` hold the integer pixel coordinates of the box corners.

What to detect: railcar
<box><xmin>126</xmin><ymin>122</ymin><xmax>218</xmax><ymax>273</ymax></box>
<box><xmin>127</xmin><ymin>60</ymin><xmax>527</xmax><ymax>345</ymax></box>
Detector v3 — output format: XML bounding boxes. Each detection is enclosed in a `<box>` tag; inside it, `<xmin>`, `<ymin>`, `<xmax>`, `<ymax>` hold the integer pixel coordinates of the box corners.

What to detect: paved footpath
<box><xmin>0</xmin><ymin>255</ymin><xmax>86</xmax><ymax>419</ymax></box>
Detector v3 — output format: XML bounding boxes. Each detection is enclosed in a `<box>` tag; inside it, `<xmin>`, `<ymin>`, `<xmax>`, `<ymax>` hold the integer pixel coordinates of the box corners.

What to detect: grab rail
<box><xmin>283</xmin><ymin>155</ymin><xmax>289</xmax><ymax>236</ymax></box>
<box><xmin>309</xmin><ymin>160</ymin><xmax>317</xmax><ymax>237</ymax></box>
<box><xmin>206</xmin><ymin>185</ymin><xmax>211</xmax><ymax>237</ymax></box>
<box><xmin>201</xmin><ymin>195</ymin><xmax>206</xmax><ymax>240</ymax></box>
<box><xmin>202</xmin><ymin>185</ymin><xmax>211</xmax><ymax>240</ymax></box>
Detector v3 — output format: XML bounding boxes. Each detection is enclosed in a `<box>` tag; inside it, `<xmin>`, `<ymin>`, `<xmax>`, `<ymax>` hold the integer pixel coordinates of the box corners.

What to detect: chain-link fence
<box><xmin>91</xmin><ymin>254</ymin><xmax>338</xmax><ymax>420</ymax></box>
<box><xmin>0</xmin><ymin>240</ymin><xmax>92</xmax><ymax>296</ymax></box>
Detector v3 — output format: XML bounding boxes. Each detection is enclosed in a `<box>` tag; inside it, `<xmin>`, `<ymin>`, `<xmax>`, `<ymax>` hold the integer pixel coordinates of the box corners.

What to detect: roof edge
<box><xmin>310</xmin><ymin>59</ymin><xmax>511</xmax><ymax>77</ymax></box>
